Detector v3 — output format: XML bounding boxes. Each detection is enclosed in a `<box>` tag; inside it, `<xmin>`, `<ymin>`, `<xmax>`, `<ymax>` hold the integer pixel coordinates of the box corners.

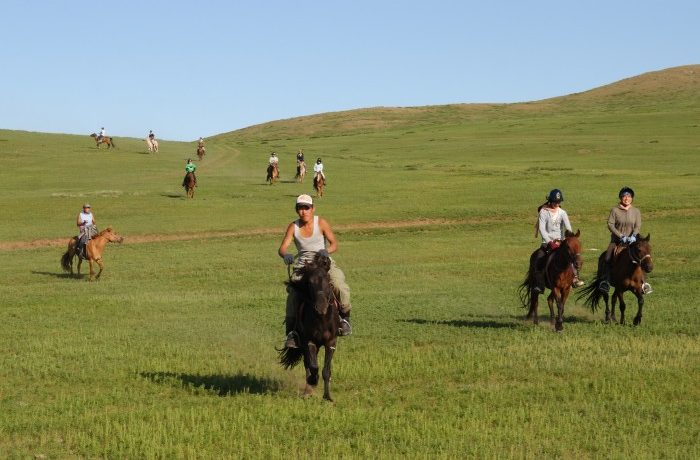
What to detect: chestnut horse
<box><xmin>313</xmin><ymin>174</ymin><xmax>325</xmax><ymax>197</ymax></box>
<box><xmin>90</xmin><ymin>133</ymin><xmax>116</xmax><ymax>149</ymax></box>
<box><xmin>184</xmin><ymin>172</ymin><xmax>196</xmax><ymax>198</ymax></box>
<box><xmin>146</xmin><ymin>138</ymin><xmax>159</xmax><ymax>153</ymax></box>
<box><xmin>279</xmin><ymin>253</ymin><xmax>340</xmax><ymax>401</ymax></box>
<box><xmin>197</xmin><ymin>146</ymin><xmax>205</xmax><ymax>160</ymax></box>
<box><xmin>296</xmin><ymin>161</ymin><xmax>306</xmax><ymax>183</ymax></box>
<box><xmin>266</xmin><ymin>163</ymin><xmax>279</xmax><ymax>184</ymax></box>
<box><xmin>577</xmin><ymin>234</ymin><xmax>653</xmax><ymax>325</ymax></box>
<box><xmin>61</xmin><ymin>227</ymin><xmax>124</xmax><ymax>280</ymax></box>
<box><xmin>519</xmin><ymin>230</ymin><xmax>582</xmax><ymax>331</ymax></box>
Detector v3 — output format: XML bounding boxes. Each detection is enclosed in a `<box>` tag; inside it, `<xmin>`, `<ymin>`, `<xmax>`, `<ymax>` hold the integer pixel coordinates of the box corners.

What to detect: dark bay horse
<box><xmin>266</xmin><ymin>164</ymin><xmax>279</xmax><ymax>184</ymax></box>
<box><xmin>197</xmin><ymin>146</ymin><xmax>205</xmax><ymax>160</ymax></box>
<box><xmin>279</xmin><ymin>253</ymin><xmax>340</xmax><ymax>401</ymax></box>
<box><xmin>90</xmin><ymin>133</ymin><xmax>116</xmax><ymax>149</ymax></box>
<box><xmin>313</xmin><ymin>174</ymin><xmax>325</xmax><ymax>197</ymax></box>
<box><xmin>519</xmin><ymin>230</ymin><xmax>582</xmax><ymax>331</ymax></box>
<box><xmin>184</xmin><ymin>172</ymin><xmax>196</xmax><ymax>198</ymax></box>
<box><xmin>61</xmin><ymin>227</ymin><xmax>124</xmax><ymax>280</ymax></box>
<box><xmin>577</xmin><ymin>234</ymin><xmax>653</xmax><ymax>325</ymax></box>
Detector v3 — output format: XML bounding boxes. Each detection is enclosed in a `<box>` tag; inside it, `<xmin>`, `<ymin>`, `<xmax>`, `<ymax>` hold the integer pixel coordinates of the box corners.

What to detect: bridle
<box><xmin>628</xmin><ymin>243</ymin><xmax>652</xmax><ymax>266</ymax></box>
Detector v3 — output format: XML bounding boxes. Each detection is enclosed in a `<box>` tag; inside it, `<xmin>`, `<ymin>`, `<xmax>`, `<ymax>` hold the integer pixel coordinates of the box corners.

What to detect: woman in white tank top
<box><xmin>278</xmin><ymin>194</ymin><xmax>352</xmax><ymax>348</ymax></box>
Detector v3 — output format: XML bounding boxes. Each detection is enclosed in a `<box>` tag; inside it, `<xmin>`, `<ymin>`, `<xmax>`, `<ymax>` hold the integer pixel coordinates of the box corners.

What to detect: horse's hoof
<box><xmin>633</xmin><ymin>317</ymin><xmax>642</xmax><ymax>326</ymax></box>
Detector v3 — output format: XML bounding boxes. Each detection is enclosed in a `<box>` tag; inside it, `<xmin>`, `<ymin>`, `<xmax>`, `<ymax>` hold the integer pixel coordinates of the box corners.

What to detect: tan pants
<box><xmin>286</xmin><ymin>259</ymin><xmax>351</xmax><ymax>318</ymax></box>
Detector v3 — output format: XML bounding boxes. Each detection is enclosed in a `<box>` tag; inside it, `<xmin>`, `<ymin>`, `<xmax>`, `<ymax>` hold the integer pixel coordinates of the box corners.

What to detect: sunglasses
<box><xmin>296</xmin><ymin>205</ymin><xmax>312</xmax><ymax>210</ymax></box>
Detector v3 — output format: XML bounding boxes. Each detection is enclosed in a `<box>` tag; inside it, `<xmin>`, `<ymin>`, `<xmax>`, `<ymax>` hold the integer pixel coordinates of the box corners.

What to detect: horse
<box><xmin>313</xmin><ymin>174</ymin><xmax>325</xmax><ymax>197</ymax></box>
<box><xmin>279</xmin><ymin>253</ymin><xmax>340</xmax><ymax>401</ymax></box>
<box><xmin>577</xmin><ymin>234</ymin><xmax>653</xmax><ymax>325</ymax></box>
<box><xmin>196</xmin><ymin>146</ymin><xmax>205</xmax><ymax>160</ymax></box>
<box><xmin>90</xmin><ymin>133</ymin><xmax>116</xmax><ymax>149</ymax></box>
<box><xmin>146</xmin><ymin>138</ymin><xmax>159</xmax><ymax>153</ymax></box>
<box><xmin>266</xmin><ymin>163</ymin><xmax>279</xmax><ymax>184</ymax></box>
<box><xmin>296</xmin><ymin>161</ymin><xmax>306</xmax><ymax>183</ymax></box>
<box><xmin>518</xmin><ymin>230</ymin><xmax>582</xmax><ymax>332</ymax></box>
<box><xmin>184</xmin><ymin>172</ymin><xmax>196</xmax><ymax>198</ymax></box>
<box><xmin>60</xmin><ymin>227</ymin><xmax>124</xmax><ymax>281</ymax></box>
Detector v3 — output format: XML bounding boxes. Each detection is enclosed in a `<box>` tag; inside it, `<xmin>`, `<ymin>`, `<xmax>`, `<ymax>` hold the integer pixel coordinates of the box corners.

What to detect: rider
<box><xmin>75</xmin><ymin>203</ymin><xmax>96</xmax><ymax>258</ymax></box>
<box><xmin>97</xmin><ymin>127</ymin><xmax>106</xmax><ymax>142</ymax></box>
<box><xmin>296</xmin><ymin>149</ymin><xmax>305</xmax><ymax>165</ymax></box>
<box><xmin>598</xmin><ymin>186</ymin><xmax>652</xmax><ymax>294</ymax></box>
<box><xmin>313</xmin><ymin>157</ymin><xmax>326</xmax><ymax>184</ymax></box>
<box><xmin>278</xmin><ymin>194</ymin><xmax>352</xmax><ymax>348</ymax></box>
<box><xmin>198</xmin><ymin>137</ymin><xmax>206</xmax><ymax>152</ymax></box>
<box><xmin>182</xmin><ymin>159</ymin><xmax>197</xmax><ymax>188</ymax></box>
<box><xmin>531</xmin><ymin>189</ymin><xmax>584</xmax><ymax>293</ymax></box>
<box><xmin>269</xmin><ymin>152</ymin><xmax>279</xmax><ymax>165</ymax></box>
<box><xmin>148</xmin><ymin>130</ymin><xmax>155</xmax><ymax>142</ymax></box>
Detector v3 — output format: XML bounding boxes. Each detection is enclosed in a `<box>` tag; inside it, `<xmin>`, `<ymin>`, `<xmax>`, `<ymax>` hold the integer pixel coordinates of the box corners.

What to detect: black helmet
<box><xmin>547</xmin><ymin>189</ymin><xmax>563</xmax><ymax>203</ymax></box>
<box><xmin>316</xmin><ymin>158</ymin><xmax>322</xmax><ymax>163</ymax></box>
<box><xmin>619</xmin><ymin>186</ymin><xmax>634</xmax><ymax>198</ymax></box>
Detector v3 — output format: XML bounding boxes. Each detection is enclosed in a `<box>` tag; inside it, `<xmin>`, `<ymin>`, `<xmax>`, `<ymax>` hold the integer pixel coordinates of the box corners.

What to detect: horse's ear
<box><xmin>644</xmin><ymin>233</ymin><xmax>650</xmax><ymax>241</ymax></box>
<box><xmin>564</xmin><ymin>230</ymin><xmax>573</xmax><ymax>238</ymax></box>
<box><xmin>575</xmin><ymin>229</ymin><xmax>580</xmax><ymax>237</ymax></box>
<box><xmin>105</xmin><ymin>226</ymin><xmax>113</xmax><ymax>232</ymax></box>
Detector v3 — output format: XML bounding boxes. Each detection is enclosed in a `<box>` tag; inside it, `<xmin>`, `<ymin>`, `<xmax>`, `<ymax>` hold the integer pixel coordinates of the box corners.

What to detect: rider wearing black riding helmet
<box><xmin>599</xmin><ymin>186</ymin><xmax>651</xmax><ymax>294</ymax></box>
<box><xmin>531</xmin><ymin>189</ymin><xmax>584</xmax><ymax>293</ymax></box>
<box><xmin>313</xmin><ymin>157</ymin><xmax>325</xmax><ymax>184</ymax></box>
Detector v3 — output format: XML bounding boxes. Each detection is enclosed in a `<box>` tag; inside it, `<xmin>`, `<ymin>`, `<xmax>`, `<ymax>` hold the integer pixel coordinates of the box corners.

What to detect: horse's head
<box><xmin>100</xmin><ymin>226</ymin><xmax>124</xmax><ymax>244</ymax></box>
<box><xmin>631</xmin><ymin>234</ymin><xmax>653</xmax><ymax>273</ymax></box>
<box><xmin>90</xmin><ymin>133</ymin><xmax>96</xmax><ymax>138</ymax></box>
<box><xmin>564</xmin><ymin>229</ymin><xmax>582</xmax><ymax>270</ymax></box>
<box><xmin>301</xmin><ymin>253</ymin><xmax>333</xmax><ymax>315</ymax></box>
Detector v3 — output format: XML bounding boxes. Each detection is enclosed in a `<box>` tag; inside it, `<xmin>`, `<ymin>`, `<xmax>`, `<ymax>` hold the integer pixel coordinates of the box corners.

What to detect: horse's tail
<box><xmin>517</xmin><ymin>269</ymin><xmax>534</xmax><ymax>309</ymax></box>
<box><xmin>576</xmin><ymin>274</ymin><xmax>604</xmax><ymax>313</ymax></box>
<box><xmin>61</xmin><ymin>250</ymin><xmax>72</xmax><ymax>272</ymax></box>
<box><xmin>110</xmin><ymin>137</ymin><xmax>116</xmax><ymax>148</ymax></box>
<box><xmin>278</xmin><ymin>347</ymin><xmax>304</xmax><ymax>370</ymax></box>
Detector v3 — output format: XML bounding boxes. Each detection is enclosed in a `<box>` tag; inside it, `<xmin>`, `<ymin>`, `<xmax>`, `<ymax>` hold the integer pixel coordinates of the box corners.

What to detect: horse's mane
<box><xmin>98</xmin><ymin>226</ymin><xmax>113</xmax><ymax>236</ymax></box>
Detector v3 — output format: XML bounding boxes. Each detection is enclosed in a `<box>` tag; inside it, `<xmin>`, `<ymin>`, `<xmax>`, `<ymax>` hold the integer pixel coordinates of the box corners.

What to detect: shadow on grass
<box><xmin>401</xmin><ymin>318</ymin><xmax>521</xmax><ymax>329</ymax></box>
<box><xmin>139</xmin><ymin>371</ymin><xmax>281</xmax><ymax>396</ymax></box>
<box><xmin>161</xmin><ymin>193</ymin><xmax>185</xmax><ymax>199</ymax></box>
<box><xmin>31</xmin><ymin>270</ymin><xmax>80</xmax><ymax>279</ymax></box>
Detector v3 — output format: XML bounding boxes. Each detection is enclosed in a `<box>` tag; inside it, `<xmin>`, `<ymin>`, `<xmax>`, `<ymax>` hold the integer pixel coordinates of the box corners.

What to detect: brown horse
<box><xmin>577</xmin><ymin>234</ymin><xmax>653</xmax><ymax>325</ymax></box>
<box><xmin>266</xmin><ymin>163</ymin><xmax>279</xmax><ymax>184</ymax></box>
<box><xmin>197</xmin><ymin>146</ymin><xmax>205</xmax><ymax>160</ymax></box>
<box><xmin>279</xmin><ymin>253</ymin><xmax>340</xmax><ymax>401</ymax></box>
<box><xmin>519</xmin><ymin>230</ymin><xmax>582</xmax><ymax>332</ymax></box>
<box><xmin>313</xmin><ymin>174</ymin><xmax>325</xmax><ymax>197</ymax></box>
<box><xmin>184</xmin><ymin>172</ymin><xmax>196</xmax><ymax>198</ymax></box>
<box><xmin>61</xmin><ymin>227</ymin><xmax>124</xmax><ymax>280</ymax></box>
<box><xmin>90</xmin><ymin>133</ymin><xmax>116</xmax><ymax>149</ymax></box>
<box><xmin>296</xmin><ymin>161</ymin><xmax>306</xmax><ymax>183</ymax></box>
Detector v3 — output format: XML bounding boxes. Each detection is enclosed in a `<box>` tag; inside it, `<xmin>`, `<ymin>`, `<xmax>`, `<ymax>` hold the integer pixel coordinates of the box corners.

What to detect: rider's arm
<box><xmin>318</xmin><ymin>218</ymin><xmax>338</xmax><ymax>254</ymax></box>
<box><xmin>278</xmin><ymin>223</ymin><xmax>296</xmax><ymax>258</ymax></box>
<box><xmin>607</xmin><ymin>208</ymin><xmax>621</xmax><ymax>238</ymax></box>
<box><xmin>77</xmin><ymin>214</ymin><xmax>83</xmax><ymax>227</ymax></box>
<box><xmin>561</xmin><ymin>210</ymin><xmax>572</xmax><ymax>234</ymax></box>
<box><xmin>633</xmin><ymin>208</ymin><xmax>641</xmax><ymax>236</ymax></box>
<box><xmin>538</xmin><ymin>210</ymin><xmax>550</xmax><ymax>243</ymax></box>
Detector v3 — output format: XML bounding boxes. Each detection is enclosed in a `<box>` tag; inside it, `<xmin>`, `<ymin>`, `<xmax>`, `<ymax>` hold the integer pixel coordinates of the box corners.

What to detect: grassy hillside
<box><xmin>0</xmin><ymin>66</ymin><xmax>699</xmax><ymax>458</ymax></box>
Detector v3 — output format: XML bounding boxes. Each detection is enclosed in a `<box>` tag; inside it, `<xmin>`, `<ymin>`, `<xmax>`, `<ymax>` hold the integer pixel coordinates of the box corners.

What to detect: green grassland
<box><xmin>1</xmin><ymin>65</ymin><xmax>699</xmax><ymax>458</ymax></box>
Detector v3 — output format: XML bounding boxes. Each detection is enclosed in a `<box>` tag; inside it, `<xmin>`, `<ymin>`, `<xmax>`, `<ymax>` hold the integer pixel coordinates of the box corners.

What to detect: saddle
<box><xmin>611</xmin><ymin>244</ymin><xmax>627</xmax><ymax>262</ymax></box>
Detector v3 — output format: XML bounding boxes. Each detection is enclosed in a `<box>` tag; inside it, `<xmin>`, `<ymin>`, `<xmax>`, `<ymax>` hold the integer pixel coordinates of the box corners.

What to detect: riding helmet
<box><xmin>619</xmin><ymin>186</ymin><xmax>634</xmax><ymax>198</ymax></box>
<box><xmin>317</xmin><ymin>158</ymin><xmax>322</xmax><ymax>163</ymax></box>
<box><xmin>547</xmin><ymin>189</ymin><xmax>563</xmax><ymax>203</ymax></box>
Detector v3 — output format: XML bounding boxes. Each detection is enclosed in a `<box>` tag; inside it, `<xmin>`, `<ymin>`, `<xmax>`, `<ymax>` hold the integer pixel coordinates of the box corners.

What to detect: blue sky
<box><xmin>1</xmin><ymin>0</ymin><xmax>698</xmax><ymax>141</ymax></box>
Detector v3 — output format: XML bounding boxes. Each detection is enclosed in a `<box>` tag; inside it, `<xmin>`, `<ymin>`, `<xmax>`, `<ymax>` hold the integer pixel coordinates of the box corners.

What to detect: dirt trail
<box><xmin>0</xmin><ymin>218</ymin><xmax>468</xmax><ymax>251</ymax></box>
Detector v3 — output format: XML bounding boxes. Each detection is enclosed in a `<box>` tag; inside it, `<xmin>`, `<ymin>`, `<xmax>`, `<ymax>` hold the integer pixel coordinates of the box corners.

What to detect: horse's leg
<box><xmin>303</xmin><ymin>343</ymin><xmax>319</xmax><ymax>397</ymax></box>
<box><xmin>77</xmin><ymin>257</ymin><xmax>82</xmax><ymax>277</ymax></box>
<box><xmin>88</xmin><ymin>259</ymin><xmax>95</xmax><ymax>281</ymax></box>
<box><xmin>547</xmin><ymin>291</ymin><xmax>556</xmax><ymax>327</ymax></box>
<box><xmin>528</xmin><ymin>291</ymin><xmax>539</xmax><ymax>324</ymax></box>
<box><xmin>555</xmin><ymin>288</ymin><xmax>570</xmax><ymax>332</ymax></box>
<box><xmin>617</xmin><ymin>290</ymin><xmax>627</xmax><ymax>325</ymax></box>
<box><xmin>633</xmin><ymin>290</ymin><xmax>644</xmax><ymax>326</ymax></box>
<box><xmin>95</xmin><ymin>258</ymin><xmax>104</xmax><ymax>280</ymax></box>
<box><xmin>322</xmin><ymin>341</ymin><xmax>336</xmax><ymax>402</ymax></box>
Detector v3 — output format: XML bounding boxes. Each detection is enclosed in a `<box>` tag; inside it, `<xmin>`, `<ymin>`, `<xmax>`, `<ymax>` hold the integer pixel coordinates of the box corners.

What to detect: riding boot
<box><xmin>338</xmin><ymin>310</ymin><xmax>352</xmax><ymax>336</ymax></box>
<box><xmin>598</xmin><ymin>262</ymin><xmax>611</xmax><ymax>292</ymax></box>
<box><xmin>534</xmin><ymin>270</ymin><xmax>546</xmax><ymax>294</ymax></box>
<box><xmin>284</xmin><ymin>316</ymin><xmax>299</xmax><ymax>349</ymax></box>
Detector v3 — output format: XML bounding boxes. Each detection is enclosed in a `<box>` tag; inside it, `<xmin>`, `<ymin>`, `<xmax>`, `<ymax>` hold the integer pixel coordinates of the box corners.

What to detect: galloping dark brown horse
<box><xmin>90</xmin><ymin>133</ymin><xmax>116</xmax><ymax>149</ymax></box>
<box><xmin>279</xmin><ymin>253</ymin><xmax>340</xmax><ymax>401</ymax></box>
<box><xmin>184</xmin><ymin>172</ymin><xmax>196</xmax><ymax>198</ymax></box>
<box><xmin>519</xmin><ymin>230</ymin><xmax>582</xmax><ymax>332</ymax></box>
<box><xmin>61</xmin><ymin>227</ymin><xmax>124</xmax><ymax>280</ymax></box>
<box><xmin>313</xmin><ymin>174</ymin><xmax>325</xmax><ymax>197</ymax></box>
<box><xmin>266</xmin><ymin>164</ymin><xmax>279</xmax><ymax>184</ymax></box>
<box><xmin>577</xmin><ymin>234</ymin><xmax>653</xmax><ymax>325</ymax></box>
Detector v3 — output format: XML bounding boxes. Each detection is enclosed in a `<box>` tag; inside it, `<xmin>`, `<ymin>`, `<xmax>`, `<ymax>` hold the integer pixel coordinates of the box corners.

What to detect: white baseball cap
<box><xmin>296</xmin><ymin>194</ymin><xmax>313</xmax><ymax>207</ymax></box>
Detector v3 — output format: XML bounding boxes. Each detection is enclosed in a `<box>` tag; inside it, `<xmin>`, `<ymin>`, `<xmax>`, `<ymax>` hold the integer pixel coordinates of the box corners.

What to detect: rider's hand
<box><xmin>317</xmin><ymin>249</ymin><xmax>329</xmax><ymax>258</ymax></box>
<box><xmin>283</xmin><ymin>253</ymin><xmax>295</xmax><ymax>265</ymax></box>
<box><xmin>620</xmin><ymin>236</ymin><xmax>628</xmax><ymax>244</ymax></box>
<box><xmin>627</xmin><ymin>235</ymin><xmax>637</xmax><ymax>244</ymax></box>
<box><xmin>82</xmin><ymin>220</ymin><xmax>87</xmax><ymax>224</ymax></box>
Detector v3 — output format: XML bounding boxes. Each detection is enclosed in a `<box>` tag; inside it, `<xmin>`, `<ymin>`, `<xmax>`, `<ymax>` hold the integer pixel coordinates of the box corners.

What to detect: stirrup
<box><xmin>338</xmin><ymin>318</ymin><xmax>352</xmax><ymax>336</ymax></box>
<box><xmin>284</xmin><ymin>331</ymin><xmax>299</xmax><ymax>349</ymax></box>
<box><xmin>598</xmin><ymin>280</ymin><xmax>610</xmax><ymax>292</ymax></box>
<box><xmin>572</xmin><ymin>278</ymin><xmax>585</xmax><ymax>288</ymax></box>
<box><xmin>641</xmin><ymin>282</ymin><xmax>653</xmax><ymax>295</ymax></box>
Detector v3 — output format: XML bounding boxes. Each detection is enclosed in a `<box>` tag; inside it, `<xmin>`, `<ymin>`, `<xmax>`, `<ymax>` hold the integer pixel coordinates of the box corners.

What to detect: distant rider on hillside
<box><xmin>313</xmin><ymin>158</ymin><xmax>326</xmax><ymax>184</ymax></box>
<box><xmin>75</xmin><ymin>203</ymin><xmax>97</xmax><ymax>258</ymax></box>
<box><xmin>182</xmin><ymin>159</ymin><xmax>197</xmax><ymax>188</ymax></box>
